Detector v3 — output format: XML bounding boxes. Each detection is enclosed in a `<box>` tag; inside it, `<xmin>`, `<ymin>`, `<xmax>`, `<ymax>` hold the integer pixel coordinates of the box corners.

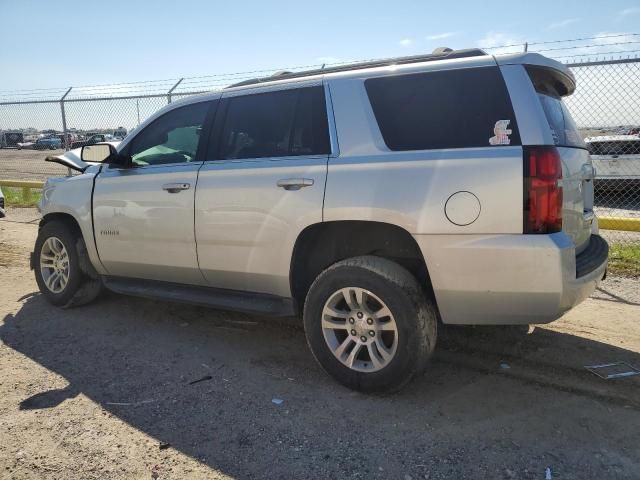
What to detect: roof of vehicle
<box><xmin>227</xmin><ymin>48</ymin><xmax>487</xmax><ymax>88</ymax></box>
<box><xmin>584</xmin><ymin>134</ymin><xmax>640</xmax><ymax>142</ymax></box>
<box><xmin>221</xmin><ymin>49</ymin><xmax>574</xmax><ymax>92</ymax></box>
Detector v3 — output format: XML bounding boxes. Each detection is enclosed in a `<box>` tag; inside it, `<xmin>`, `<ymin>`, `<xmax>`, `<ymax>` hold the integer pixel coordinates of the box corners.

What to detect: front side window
<box><xmin>365</xmin><ymin>67</ymin><xmax>521</xmax><ymax>151</ymax></box>
<box><xmin>128</xmin><ymin>101</ymin><xmax>210</xmax><ymax>166</ymax></box>
<box><xmin>216</xmin><ymin>86</ymin><xmax>329</xmax><ymax>160</ymax></box>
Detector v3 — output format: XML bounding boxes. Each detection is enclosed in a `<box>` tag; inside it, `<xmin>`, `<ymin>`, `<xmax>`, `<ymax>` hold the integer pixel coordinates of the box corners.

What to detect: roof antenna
<box><xmin>321</xmin><ymin>63</ymin><xmax>326</xmax><ymax>69</ymax></box>
<box><xmin>524</xmin><ymin>42</ymin><xmax>528</xmax><ymax>52</ymax></box>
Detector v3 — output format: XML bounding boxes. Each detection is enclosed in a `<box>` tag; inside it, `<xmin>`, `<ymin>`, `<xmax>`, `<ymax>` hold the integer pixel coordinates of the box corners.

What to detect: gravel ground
<box><xmin>0</xmin><ymin>148</ymin><xmax>69</xmax><ymax>181</ymax></box>
<box><xmin>1</xmin><ymin>220</ymin><xmax>640</xmax><ymax>479</ymax></box>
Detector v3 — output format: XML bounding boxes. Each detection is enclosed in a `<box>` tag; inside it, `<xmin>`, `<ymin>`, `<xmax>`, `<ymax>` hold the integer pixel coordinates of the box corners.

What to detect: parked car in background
<box><xmin>17</xmin><ymin>136</ymin><xmax>63</xmax><ymax>150</ymax></box>
<box><xmin>113</xmin><ymin>127</ymin><xmax>128</xmax><ymax>140</ymax></box>
<box><xmin>586</xmin><ymin>135</ymin><xmax>640</xmax><ymax>191</ymax></box>
<box><xmin>0</xmin><ymin>131</ymin><xmax>24</xmax><ymax>148</ymax></box>
<box><xmin>56</xmin><ymin>133</ymin><xmax>76</xmax><ymax>148</ymax></box>
<box><xmin>35</xmin><ymin>48</ymin><xmax>607</xmax><ymax>392</ymax></box>
<box><xmin>71</xmin><ymin>133</ymin><xmax>113</xmax><ymax>149</ymax></box>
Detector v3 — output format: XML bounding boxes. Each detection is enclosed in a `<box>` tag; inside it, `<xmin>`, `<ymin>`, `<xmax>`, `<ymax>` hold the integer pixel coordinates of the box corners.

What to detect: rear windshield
<box><xmin>587</xmin><ymin>140</ymin><xmax>640</xmax><ymax>156</ymax></box>
<box><xmin>527</xmin><ymin>66</ymin><xmax>585</xmax><ymax>149</ymax></box>
<box><xmin>365</xmin><ymin>66</ymin><xmax>520</xmax><ymax>151</ymax></box>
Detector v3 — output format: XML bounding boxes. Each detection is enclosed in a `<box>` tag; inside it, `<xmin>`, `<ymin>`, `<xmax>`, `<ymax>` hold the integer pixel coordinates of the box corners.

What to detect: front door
<box><xmin>93</xmin><ymin>100</ymin><xmax>213</xmax><ymax>285</ymax></box>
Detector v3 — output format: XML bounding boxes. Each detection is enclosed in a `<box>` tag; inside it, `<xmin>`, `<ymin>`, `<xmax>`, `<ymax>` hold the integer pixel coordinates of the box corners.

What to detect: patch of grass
<box><xmin>608</xmin><ymin>243</ymin><xmax>640</xmax><ymax>278</ymax></box>
<box><xmin>2</xmin><ymin>186</ymin><xmax>42</xmax><ymax>208</ymax></box>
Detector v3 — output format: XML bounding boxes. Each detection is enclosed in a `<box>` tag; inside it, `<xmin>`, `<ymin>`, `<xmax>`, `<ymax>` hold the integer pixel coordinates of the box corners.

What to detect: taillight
<box><xmin>524</xmin><ymin>146</ymin><xmax>563</xmax><ymax>233</ymax></box>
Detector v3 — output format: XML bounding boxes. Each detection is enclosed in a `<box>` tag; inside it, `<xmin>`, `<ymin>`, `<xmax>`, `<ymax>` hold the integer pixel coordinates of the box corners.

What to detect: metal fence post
<box><xmin>60</xmin><ymin>87</ymin><xmax>72</xmax><ymax>150</ymax></box>
<box><xmin>59</xmin><ymin>87</ymin><xmax>73</xmax><ymax>175</ymax></box>
<box><xmin>167</xmin><ymin>78</ymin><xmax>184</xmax><ymax>104</ymax></box>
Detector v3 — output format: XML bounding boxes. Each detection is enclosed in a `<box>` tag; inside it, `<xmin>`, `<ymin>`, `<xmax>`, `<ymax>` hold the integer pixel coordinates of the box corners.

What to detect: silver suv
<box><xmin>34</xmin><ymin>48</ymin><xmax>608</xmax><ymax>392</ymax></box>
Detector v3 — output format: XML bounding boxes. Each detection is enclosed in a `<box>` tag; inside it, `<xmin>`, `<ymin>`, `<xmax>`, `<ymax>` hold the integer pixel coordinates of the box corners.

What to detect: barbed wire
<box><xmin>1</xmin><ymin>33</ymin><xmax>639</xmax><ymax>102</ymax></box>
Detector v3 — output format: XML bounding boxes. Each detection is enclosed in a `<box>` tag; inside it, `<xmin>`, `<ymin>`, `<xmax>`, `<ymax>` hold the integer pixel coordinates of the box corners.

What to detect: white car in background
<box><xmin>586</xmin><ymin>135</ymin><xmax>640</xmax><ymax>191</ymax></box>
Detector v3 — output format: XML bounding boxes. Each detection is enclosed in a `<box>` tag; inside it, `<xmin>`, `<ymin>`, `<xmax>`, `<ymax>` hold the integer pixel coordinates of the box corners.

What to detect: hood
<box><xmin>44</xmin><ymin>141</ymin><xmax>120</xmax><ymax>173</ymax></box>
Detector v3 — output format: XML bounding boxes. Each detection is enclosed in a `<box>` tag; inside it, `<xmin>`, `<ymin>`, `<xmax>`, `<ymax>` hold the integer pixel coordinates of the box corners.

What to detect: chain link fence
<box><xmin>563</xmin><ymin>58</ymin><xmax>640</xmax><ymax>269</ymax></box>
<box><xmin>1</xmin><ymin>56</ymin><xmax>639</xmax><ymax>271</ymax></box>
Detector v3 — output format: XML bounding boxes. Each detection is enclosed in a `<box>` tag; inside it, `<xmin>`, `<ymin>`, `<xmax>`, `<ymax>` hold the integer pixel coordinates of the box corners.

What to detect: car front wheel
<box><xmin>303</xmin><ymin>256</ymin><xmax>438</xmax><ymax>392</ymax></box>
<box><xmin>34</xmin><ymin>221</ymin><xmax>102</xmax><ymax>307</ymax></box>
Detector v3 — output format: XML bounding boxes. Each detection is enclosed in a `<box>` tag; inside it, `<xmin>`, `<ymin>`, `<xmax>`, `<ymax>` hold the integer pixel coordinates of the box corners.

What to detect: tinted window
<box><xmin>365</xmin><ymin>67</ymin><xmax>520</xmax><ymax>151</ymax></box>
<box><xmin>216</xmin><ymin>86</ymin><xmax>329</xmax><ymax>160</ymax></box>
<box><xmin>536</xmin><ymin>94</ymin><xmax>584</xmax><ymax>148</ymax></box>
<box><xmin>526</xmin><ymin>66</ymin><xmax>585</xmax><ymax>149</ymax></box>
<box><xmin>129</xmin><ymin>101</ymin><xmax>210</xmax><ymax>166</ymax></box>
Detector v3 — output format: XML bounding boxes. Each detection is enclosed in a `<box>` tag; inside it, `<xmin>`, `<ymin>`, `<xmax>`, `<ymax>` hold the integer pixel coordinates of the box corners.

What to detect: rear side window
<box><xmin>365</xmin><ymin>67</ymin><xmax>520</xmax><ymax>151</ymax></box>
<box><xmin>216</xmin><ymin>86</ymin><xmax>330</xmax><ymax>160</ymax></box>
<box><xmin>526</xmin><ymin>66</ymin><xmax>585</xmax><ymax>149</ymax></box>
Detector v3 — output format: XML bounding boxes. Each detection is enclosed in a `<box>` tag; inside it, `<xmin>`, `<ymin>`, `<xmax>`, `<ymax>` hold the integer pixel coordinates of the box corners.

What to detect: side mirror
<box><xmin>81</xmin><ymin>143</ymin><xmax>116</xmax><ymax>163</ymax></box>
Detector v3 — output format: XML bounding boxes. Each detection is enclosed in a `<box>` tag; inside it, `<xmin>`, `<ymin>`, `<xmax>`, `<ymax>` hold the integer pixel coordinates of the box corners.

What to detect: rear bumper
<box><xmin>415</xmin><ymin>233</ymin><xmax>608</xmax><ymax>325</ymax></box>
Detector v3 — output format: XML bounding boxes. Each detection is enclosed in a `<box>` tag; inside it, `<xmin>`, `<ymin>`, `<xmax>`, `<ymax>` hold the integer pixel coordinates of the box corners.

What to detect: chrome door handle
<box><xmin>162</xmin><ymin>182</ymin><xmax>190</xmax><ymax>193</ymax></box>
<box><xmin>277</xmin><ymin>178</ymin><xmax>314</xmax><ymax>191</ymax></box>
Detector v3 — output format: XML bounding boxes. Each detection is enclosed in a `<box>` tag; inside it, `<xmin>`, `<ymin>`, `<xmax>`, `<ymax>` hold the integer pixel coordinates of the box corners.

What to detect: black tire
<box><xmin>34</xmin><ymin>221</ymin><xmax>102</xmax><ymax>307</ymax></box>
<box><xmin>303</xmin><ymin>256</ymin><xmax>437</xmax><ymax>393</ymax></box>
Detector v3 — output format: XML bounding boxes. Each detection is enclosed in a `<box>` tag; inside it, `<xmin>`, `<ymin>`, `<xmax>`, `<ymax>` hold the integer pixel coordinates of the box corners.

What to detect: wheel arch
<box><xmin>290</xmin><ymin>220</ymin><xmax>434</xmax><ymax>310</ymax></box>
<box><xmin>36</xmin><ymin>211</ymin><xmax>106</xmax><ymax>276</ymax></box>
<box><xmin>39</xmin><ymin>212</ymin><xmax>82</xmax><ymax>236</ymax></box>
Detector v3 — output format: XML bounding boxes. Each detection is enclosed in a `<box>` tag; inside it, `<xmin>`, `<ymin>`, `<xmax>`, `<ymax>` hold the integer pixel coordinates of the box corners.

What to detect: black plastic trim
<box><xmin>576</xmin><ymin>235</ymin><xmax>609</xmax><ymax>278</ymax></box>
<box><xmin>102</xmin><ymin>276</ymin><xmax>297</xmax><ymax>317</ymax></box>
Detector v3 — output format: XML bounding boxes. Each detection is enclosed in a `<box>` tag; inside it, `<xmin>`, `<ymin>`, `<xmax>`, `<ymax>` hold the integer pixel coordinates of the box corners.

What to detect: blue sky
<box><xmin>1</xmin><ymin>0</ymin><xmax>639</xmax><ymax>93</ymax></box>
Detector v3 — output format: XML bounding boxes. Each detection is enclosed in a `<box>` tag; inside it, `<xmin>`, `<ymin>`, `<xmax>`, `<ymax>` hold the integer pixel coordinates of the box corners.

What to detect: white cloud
<box><xmin>617</xmin><ymin>7</ymin><xmax>640</xmax><ymax>18</ymax></box>
<box><xmin>477</xmin><ymin>32</ymin><xmax>525</xmax><ymax>54</ymax></box>
<box><xmin>548</xmin><ymin>18</ymin><xmax>580</xmax><ymax>29</ymax></box>
<box><xmin>425</xmin><ymin>32</ymin><xmax>457</xmax><ymax>41</ymax></box>
<box><xmin>399</xmin><ymin>38</ymin><xmax>413</xmax><ymax>47</ymax></box>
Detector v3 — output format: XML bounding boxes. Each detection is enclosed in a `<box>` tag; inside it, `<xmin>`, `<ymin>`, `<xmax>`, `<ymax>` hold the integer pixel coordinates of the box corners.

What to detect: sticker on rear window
<box><xmin>489</xmin><ymin>120</ymin><xmax>512</xmax><ymax>145</ymax></box>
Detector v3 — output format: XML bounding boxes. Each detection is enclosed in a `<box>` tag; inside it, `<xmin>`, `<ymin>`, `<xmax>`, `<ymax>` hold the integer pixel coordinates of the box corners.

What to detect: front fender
<box><xmin>39</xmin><ymin>173</ymin><xmax>106</xmax><ymax>275</ymax></box>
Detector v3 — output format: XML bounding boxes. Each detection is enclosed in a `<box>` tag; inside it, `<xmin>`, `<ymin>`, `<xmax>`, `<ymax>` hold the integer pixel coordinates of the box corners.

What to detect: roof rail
<box><xmin>227</xmin><ymin>48</ymin><xmax>488</xmax><ymax>88</ymax></box>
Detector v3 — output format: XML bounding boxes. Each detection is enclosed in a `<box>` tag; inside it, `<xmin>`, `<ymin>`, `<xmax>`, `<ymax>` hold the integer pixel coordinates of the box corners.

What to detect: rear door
<box><xmin>195</xmin><ymin>83</ymin><xmax>331</xmax><ymax>297</ymax></box>
<box><xmin>526</xmin><ymin>65</ymin><xmax>594</xmax><ymax>252</ymax></box>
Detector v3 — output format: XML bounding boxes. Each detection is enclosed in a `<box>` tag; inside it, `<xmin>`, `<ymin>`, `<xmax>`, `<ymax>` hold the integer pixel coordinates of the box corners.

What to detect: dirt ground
<box><xmin>1</xmin><ymin>220</ymin><xmax>640</xmax><ymax>480</ymax></box>
<box><xmin>0</xmin><ymin>148</ymin><xmax>69</xmax><ymax>181</ymax></box>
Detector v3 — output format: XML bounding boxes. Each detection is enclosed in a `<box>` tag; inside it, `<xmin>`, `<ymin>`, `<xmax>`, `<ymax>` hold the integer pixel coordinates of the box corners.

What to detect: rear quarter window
<box><xmin>364</xmin><ymin>67</ymin><xmax>521</xmax><ymax>151</ymax></box>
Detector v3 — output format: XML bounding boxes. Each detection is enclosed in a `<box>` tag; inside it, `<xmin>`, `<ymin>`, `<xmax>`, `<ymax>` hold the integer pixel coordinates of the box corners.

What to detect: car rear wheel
<box><xmin>303</xmin><ymin>256</ymin><xmax>437</xmax><ymax>392</ymax></box>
